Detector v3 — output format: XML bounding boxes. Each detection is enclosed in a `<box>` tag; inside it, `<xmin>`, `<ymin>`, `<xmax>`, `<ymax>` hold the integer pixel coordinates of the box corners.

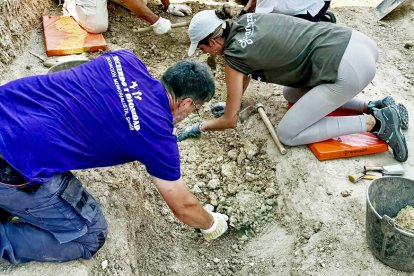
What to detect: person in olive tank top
<box><xmin>178</xmin><ymin>9</ymin><xmax>409</xmax><ymax>162</ymax></box>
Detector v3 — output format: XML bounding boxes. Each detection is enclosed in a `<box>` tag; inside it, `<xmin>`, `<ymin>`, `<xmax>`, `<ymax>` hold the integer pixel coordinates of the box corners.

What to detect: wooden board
<box><xmin>43</xmin><ymin>16</ymin><xmax>106</xmax><ymax>56</ymax></box>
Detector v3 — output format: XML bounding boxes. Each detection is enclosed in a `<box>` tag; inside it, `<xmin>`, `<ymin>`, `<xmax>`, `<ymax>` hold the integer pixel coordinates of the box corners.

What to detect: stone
<box><xmin>221</xmin><ymin>162</ymin><xmax>237</xmax><ymax>177</ymax></box>
<box><xmin>227</xmin><ymin>149</ymin><xmax>238</xmax><ymax>160</ymax></box>
<box><xmin>207</xmin><ymin>179</ymin><xmax>220</xmax><ymax>189</ymax></box>
<box><xmin>101</xmin><ymin>260</ymin><xmax>108</xmax><ymax>270</ymax></box>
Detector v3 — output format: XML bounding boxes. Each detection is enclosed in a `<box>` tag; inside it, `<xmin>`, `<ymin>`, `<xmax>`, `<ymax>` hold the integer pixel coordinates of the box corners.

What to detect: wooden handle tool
<box><xmin>256</xmin><ymin>103</ymin><xmax>287</xmax><ymax>155</ymax></box>
<box><xmin>135</xmin><ymin>21</ymin><xmax>189</xmax><ymax>33</ymax></box>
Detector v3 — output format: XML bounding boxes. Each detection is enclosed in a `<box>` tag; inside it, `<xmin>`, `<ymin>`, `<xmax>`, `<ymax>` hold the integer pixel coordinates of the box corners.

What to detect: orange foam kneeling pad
<box><xmin>43</xmin><ymin>16</ymin><xmax>106</xmax><ymax>56</ymax></box>
<box><xmin>287</xmin><ymin>102</ymin><xmax>388</xmax><ymax>160</ymax></box>
<box><xmin>308</xmin><ymin>132</ymin><xmax>388</xmax><ymax>161</ymax></box>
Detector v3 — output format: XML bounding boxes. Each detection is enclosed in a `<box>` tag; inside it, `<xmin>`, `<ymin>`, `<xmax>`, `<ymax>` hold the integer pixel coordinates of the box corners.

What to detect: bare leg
<box><xmin>115</xmin><ymin>0</ymin><xmax>159</xmax><ymax>24</ymax></box>
<box><xmin>63</xmin><ymin>0</ymin><xmax>109</xmax><ymax>33</ymax></box>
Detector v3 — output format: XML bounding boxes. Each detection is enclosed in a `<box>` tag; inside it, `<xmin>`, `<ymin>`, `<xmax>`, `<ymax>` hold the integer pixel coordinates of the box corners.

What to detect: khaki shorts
<box><xmin>64</xmin><ymin>0</ymin><xmax>150</xmax><ymax>33</ymax></box>
<box><xmin>64</xmin><ymin>0</ymin><xmax>109</xmax><ymax>33</ymax></box>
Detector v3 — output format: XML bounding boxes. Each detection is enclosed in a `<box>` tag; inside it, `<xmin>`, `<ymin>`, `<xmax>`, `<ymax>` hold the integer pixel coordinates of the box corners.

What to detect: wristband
<box><xmin>199</xmin><ymin>122</ymin><xmax>204</xmax><ymax>133</ymax></box>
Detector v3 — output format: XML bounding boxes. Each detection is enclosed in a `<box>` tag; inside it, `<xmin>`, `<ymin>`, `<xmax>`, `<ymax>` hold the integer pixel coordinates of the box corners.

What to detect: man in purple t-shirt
<box><xmin>0</xmin><ymin>50</ymin><xmax>228</xmax><ymax>264</ymax></box>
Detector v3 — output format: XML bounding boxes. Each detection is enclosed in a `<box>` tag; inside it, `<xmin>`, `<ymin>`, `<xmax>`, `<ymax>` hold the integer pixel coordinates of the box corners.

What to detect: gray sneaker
<box><xmin>368</xmin><ymin>96</ymin><xmax>409</xmax><ymax>129</ymax></box>
<box><xmin>373</xmin><ymin>105</ymin><xmax>408</xmax><ymax>162</ymax></box>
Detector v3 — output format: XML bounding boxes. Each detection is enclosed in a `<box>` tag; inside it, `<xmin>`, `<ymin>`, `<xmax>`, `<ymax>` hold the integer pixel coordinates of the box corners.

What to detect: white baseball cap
<box><xmin>187</xmin><ymin>10</ymin><xmax>226</xmax><ymax>56</ymax></box>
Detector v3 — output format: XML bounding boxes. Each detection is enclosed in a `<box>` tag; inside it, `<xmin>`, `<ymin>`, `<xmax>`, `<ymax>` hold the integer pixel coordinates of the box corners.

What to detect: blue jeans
<box><xmin>0</xmin><ymin>172</ymin><xmax>108</xmax><ymax>264</ymax></box>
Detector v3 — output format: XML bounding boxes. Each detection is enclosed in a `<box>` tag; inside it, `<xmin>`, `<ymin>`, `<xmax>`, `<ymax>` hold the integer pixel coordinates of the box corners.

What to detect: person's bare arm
<box><xmin>121</xmin><ymin>0</ymin><xmax>159</xmax><ymax>24</ymax></box>
<box><xmin>152</xmin><ymin>176</ymin><xmax>213</xmax><ymax>229</ymax></box>
<box><xmin>201</xmin><ymin>64</ymin><xmax>246</xmax><ymax>131</ymax></box>
<box><xmin>160</xmin><ymin>0</ymin><xmax>170</xmax><ymax>10</ymax></box>
<box><xmin>243</xmin><ymin>74</ymin><xmax>251</xmax><ymax>92</ymax></box>
<box><xmin>244</xmin><ymin>0</ymin><xmax>257</xmax><ymax>12</ymax></box>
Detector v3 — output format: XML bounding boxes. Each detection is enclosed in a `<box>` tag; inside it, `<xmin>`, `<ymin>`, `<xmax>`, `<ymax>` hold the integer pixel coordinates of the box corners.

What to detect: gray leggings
<box><xmin>276</xmin><ymin>30</ymin><xmax>378</xmax><ymax>146</ymax></box>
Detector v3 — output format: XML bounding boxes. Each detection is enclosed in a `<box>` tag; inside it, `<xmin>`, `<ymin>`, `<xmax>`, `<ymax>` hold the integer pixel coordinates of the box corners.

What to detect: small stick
<box><xmin>29</xmin><ymin>51</ymin><xmax>46</xmax><ymax>62</ymax></box>
<box><xmin>256</xmin><ymin>103</ymin><xmax>287</xmax><ymax>155</ymax></box>
<box><xmin>135</xmin><ymin>21</ymin><xmax>189</xmax><ymax>33</ymax></box>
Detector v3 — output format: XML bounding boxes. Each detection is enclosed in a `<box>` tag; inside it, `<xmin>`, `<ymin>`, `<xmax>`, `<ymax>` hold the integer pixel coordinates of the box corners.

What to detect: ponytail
<box><xmin>215</xmin><ymin>4</ymin><xmax>233</xmax><ymax>20</ymax></box>
<box><xmin>198</xmin><ymin>6</ymin><xmax>234</xmax><ymax>46</ymax></box>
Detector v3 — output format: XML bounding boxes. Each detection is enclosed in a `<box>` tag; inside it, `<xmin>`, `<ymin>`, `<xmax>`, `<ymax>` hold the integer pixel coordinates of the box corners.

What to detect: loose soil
<box><xmin>0</xmin><ymin>0</ymin><xmax>413</xmax><ymax>275</ymax></box>
<box><xmin>395</xmin><ymin>205</ymin><xmax>414</xmax><ymax>231</ymax></box>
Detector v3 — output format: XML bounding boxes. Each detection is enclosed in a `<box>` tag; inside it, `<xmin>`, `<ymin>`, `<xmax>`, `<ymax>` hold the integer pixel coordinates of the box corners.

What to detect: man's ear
<box><xmin>178</xmin><ymin>98</ymin><xmax>192</xmax><ymax>111</ymax></box>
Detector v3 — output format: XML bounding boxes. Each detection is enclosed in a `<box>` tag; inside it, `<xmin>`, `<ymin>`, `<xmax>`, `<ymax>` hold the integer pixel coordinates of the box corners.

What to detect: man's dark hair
<box><xmin>161</xmin><ymin>60</ymin><xmax>215</xmax><ymax>103</ymax></box>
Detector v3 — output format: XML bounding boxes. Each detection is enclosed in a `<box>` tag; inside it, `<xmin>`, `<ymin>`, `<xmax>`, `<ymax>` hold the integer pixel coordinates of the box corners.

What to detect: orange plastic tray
<box><xmin>43</xmin><ymin>16</ymin><xmax>106</xmax><ymax>56</ymax></box>
<box><xmin>287</xmin><ymin>102</ymin><xmax>388</xmax><ymax>160</ymax></box>
<box><xmin>308</xmin><ymin>132</ymin><xmax>388</xmax><ymax>161</ymax></box>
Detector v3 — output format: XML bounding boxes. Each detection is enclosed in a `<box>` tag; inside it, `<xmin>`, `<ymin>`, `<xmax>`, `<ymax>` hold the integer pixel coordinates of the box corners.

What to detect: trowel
<box><xmin>375</xmin><ymin>0</ymin><xmax>407</xmax><ymax>20</ymax></box>
<box><xmin>364</xmin><ymin>164</ymin><xmax>404</xmax><ymax>175</ymax></box>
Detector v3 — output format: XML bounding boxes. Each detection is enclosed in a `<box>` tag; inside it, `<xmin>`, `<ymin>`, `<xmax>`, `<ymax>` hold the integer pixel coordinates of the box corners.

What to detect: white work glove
<box><xmin>200</xmin><ymin>205</ymin><xmax>229</xmax><ymax>241</ymax></box>
<box><xmin>166</xmin><ymin>4</ymin><xmax>192</xmax><ymax>17</ymax></box>
<box><xmin>151</xmin><ymin>17</ymin><xmax>172</xmax><ymax>35</ymax></box>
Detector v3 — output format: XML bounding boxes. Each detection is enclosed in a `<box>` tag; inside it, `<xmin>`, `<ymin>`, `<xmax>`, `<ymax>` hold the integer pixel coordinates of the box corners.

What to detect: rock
<box><xmin>264</xmin><ymin>187</ymin><xmax>277</xmax><ymax>198</ymax></box>
<box><xmin>192</xmin><ymin>184</ymin><xmax>202</xmax><ymax>193</ymax></box>
<box><xmin>196</xmin><ymin>181</ymin><xmax>205</xmax><ymax>187</ymax></box>
<box><xmin>243</xmin><ymin>141</ymin><xmax>259</xmax><ymax>159</ymax></box>
<box><xmin>404</xmin><ymin>42</ymin><xmax>413</xmax><ymax>49</ymax></box>
<box><xmin>313</xmin><ymin>221</ymin><xmax>323</xmax><ymax>233</ymax></box>
<box><xmin>245</xmin><ymin>172</ymin><xmax>256</xmax><ymax>182</ymax></box>
<box><xmin>209</xmin><ymin>193</ymin><xmax>218</xmax><ymax>206</ymax></box>
<box><xmin>210</xmin><ymin>199</ymin><xmax>218</xmax><ymax>207</ymax></box>
<box><xmin>227</xmin><ymin>149</ymin><xmax>238</xmax><ymax>160</ymax></box>
<box><xmin>302</xmin><ymin>231</ymin><xmax>312</xmax><ymax>240</ymax></box>
<box><xmin>101</xmin><ymin>260</ymin><xmax>108</xmax><ymax>270</ymax></box>
<box><xmin>213</xmin><ymin>258</ymin><xmax>220</xmax><ymax>263</ymax></box>
<box><xmin>221</xmin><ymin>162</ymin><xmax>237</xmax><ymax>177</ymax></box>
<box><xmin>227</xmin><ymin>184</ymin><xmax>238</xmax><ymax>195</ymax></box>
<box><xmin>160</xmin><ymin>207</ymin><xmax>169</xmax><ymax>216</ymax></box>
<box><xmin>237</xmin><ymin>151</ymin><xmax>246</xmax><ymax>164</ymax></box>
<box><xmin>208</xmin><ymin>179</ymin><xmax>220</xmax><ymax>189</ymax></box>
<box><xmin>340</xmin><ymin>190</ymin><xmax>352</xmax><ymax>197</ymax></box>
<box><xmin>240</xmin><ymin>235</ymin><xmax>249</xmax><ymax>241</ymax></box>
<box><xmin>229</xmin><ymin>216</ymin><xmax>238</xmax><ymax>226</ymax></box>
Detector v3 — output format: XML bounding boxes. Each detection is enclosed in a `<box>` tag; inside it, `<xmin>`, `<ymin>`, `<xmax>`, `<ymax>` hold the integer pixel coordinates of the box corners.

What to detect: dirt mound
<box><xmin>0</xmin><ymin>0</ymin><xmax>50</xmax><ymax>69</ymax></box>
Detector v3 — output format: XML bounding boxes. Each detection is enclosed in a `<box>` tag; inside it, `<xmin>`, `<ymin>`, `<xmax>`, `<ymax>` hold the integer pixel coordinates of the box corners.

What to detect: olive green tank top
<box><xmin>224</xmin><ymin>13</ymin><xmax>352</xmax><ymax>88</ymax></box>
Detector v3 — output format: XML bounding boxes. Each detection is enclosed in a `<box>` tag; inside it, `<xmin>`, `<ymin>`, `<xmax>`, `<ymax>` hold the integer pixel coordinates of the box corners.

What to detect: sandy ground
<box><xmin>0</xmin><ymin>0</ymin><xmax>414</xmax><ymax>275</ymax></box>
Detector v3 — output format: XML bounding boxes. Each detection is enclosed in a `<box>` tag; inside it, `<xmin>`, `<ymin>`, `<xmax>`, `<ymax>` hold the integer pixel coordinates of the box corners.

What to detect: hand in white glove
<box><xmin>166</xmin><ymin>4</ymin><xmax>192</xmax><ymax>17</ymax></box>
<box><xmin>151</xmin><ymin>17</ymin><xmax>172</xmax><ymax>35</ymax></box>
<box><xmin>201</xmin><ymin>205</ymin><xmax>229</xmax><ymax>241</ymax></box>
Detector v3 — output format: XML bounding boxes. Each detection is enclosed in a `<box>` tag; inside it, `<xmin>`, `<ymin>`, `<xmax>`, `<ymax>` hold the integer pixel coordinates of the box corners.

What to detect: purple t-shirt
<box><xmin>0</xmin><ymin>50</ymin><xmax>181</xmax><ymax>183</ymax></box>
